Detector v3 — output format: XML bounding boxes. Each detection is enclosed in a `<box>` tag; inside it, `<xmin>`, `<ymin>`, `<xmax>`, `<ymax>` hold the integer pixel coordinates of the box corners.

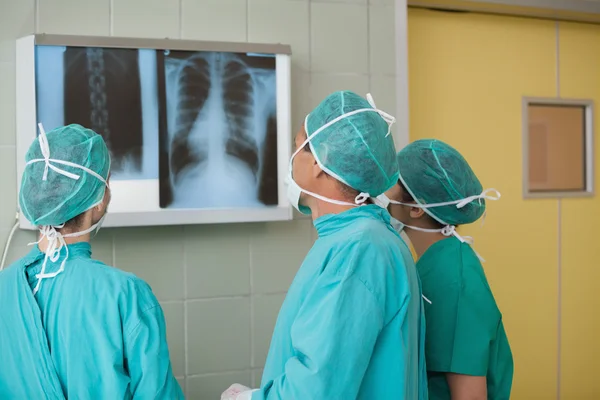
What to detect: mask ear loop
<box><xmin>385</xmin><ymin>194</ymin><xmax>491</xmax><ymax>262</ymax></box>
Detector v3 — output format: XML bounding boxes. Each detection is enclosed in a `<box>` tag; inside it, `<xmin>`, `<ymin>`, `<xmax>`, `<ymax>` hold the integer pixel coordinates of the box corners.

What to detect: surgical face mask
<box><xmin>285</xmin><ymin>173</ymin><xmax>311</xmax><ymax>215</ymax></box>
<box><xmin>28</xmin><ymin>123</ymin><xmax>110</xmax><ymax>295</ymax></box>
<box><xmin>285</xmin><ymin>93</ymin><xmax>395</xmax><ymax>214</ymax></box>
<box><xmin>389</xmin><ymin>216</ymin><xmax>404</xmax><ymax>233</ymax></box>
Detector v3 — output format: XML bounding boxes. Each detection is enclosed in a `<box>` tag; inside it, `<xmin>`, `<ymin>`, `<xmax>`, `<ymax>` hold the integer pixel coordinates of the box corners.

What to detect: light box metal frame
<box><xmin>16</xmin><ymin>34</ymin><xmax>293</xmax><ymax>230</ymax></box>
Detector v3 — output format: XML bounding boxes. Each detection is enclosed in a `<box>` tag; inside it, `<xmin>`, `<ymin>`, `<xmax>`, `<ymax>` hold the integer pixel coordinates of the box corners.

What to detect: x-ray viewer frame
<box><xmin>16</xmin><ymin>34</ymin><xmax>293</xmax><ymax>230</ymax></box>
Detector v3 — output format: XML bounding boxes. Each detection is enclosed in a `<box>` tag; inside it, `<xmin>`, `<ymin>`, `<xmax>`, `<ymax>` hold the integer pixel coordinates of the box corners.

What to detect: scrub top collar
<box><xmin>23</xmin><ymin>242</ymin><xmax>93</xmax><ymax>287</ymax></box>
<box><xmin>314</xmin><ymin>204</ymin><xmax>391</xmax><ymax>237</ymax></box>
<box><xmin>416</xmin><ymin>236</ymin><xmax>462</xmax><ymax>274</ymax></box>
<box><xmin>27</xmin><ymin>242</ymin><xmax>92</xmax><ymax>262</ymax></box>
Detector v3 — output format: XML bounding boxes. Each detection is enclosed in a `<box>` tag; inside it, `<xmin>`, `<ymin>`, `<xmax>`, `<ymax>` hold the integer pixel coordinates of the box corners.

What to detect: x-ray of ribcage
<box><xmin>160</xmin><ymin>52</ymin><xmax>278</xmax><ymax>209</ymax></box>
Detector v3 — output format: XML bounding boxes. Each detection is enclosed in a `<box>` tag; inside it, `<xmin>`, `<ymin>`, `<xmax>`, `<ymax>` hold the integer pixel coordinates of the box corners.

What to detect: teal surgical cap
<box><xmin>20</xmin><ymin>124</ymin><xmax>110</xmax><ymax>227</ymax></box>
<box><xmin>306</xmin><ymin>91</ymin><xmax>399</xmax><ymax>198</ymax></box>
<box><xmin>397</xmin><ymin>139</ymin><xmax>485</xmax><ymax>226</ymax></box>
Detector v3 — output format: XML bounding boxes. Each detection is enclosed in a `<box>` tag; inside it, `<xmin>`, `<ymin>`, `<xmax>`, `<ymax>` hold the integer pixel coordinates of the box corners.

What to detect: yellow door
<box><xmin>556</xmin><ymin>21</ymin><xmax>600</xmax><ymax>400</ymax></box>
<box><xmin>408</xmin><ymin>8</ymin><xmax>600</xmax><ymax>398</ymax></box>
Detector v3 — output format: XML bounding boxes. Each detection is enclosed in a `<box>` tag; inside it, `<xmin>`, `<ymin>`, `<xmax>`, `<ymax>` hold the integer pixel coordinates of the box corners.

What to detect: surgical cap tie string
<box><xmin>400</xmin><ymin>188</ymin><xmax>501</xmax><ymax>210</ymax></box>
<box><xmin>29</xmin><ymin>220</ymin><xmax>105</xmax><ymax>295</ymax></box>
<box><xmin>26</xmin><ymin>123</ymin><xmax>109</xmax><ymax>296</ymax></box>
<box><xmin>365</xmin><ymin>93</ymin><xmax>396</xmax><ymax>136</ymax></box>
<box><xmin>26</xmin><ymin>123</ymin><xmax>110</xmax><ymax>184</ymax></box>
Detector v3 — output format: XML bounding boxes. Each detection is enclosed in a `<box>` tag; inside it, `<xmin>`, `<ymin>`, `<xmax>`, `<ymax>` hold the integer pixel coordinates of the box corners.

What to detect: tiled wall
<box><xmin>0</xmin><ymin>0</ymin><xmax>397</xmax><ymax>398</ymax></box>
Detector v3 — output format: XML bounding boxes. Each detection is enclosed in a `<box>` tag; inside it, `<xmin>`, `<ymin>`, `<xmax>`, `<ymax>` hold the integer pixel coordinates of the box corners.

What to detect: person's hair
<box><xmin>397</xmin><ymin>181</ymin><xmax>445</xmax><ymax>228</ymax></box>
<box><xmin>58</xmin><ymin>212</ymin><xmax>87</xmax><ymax>233</ymax></box>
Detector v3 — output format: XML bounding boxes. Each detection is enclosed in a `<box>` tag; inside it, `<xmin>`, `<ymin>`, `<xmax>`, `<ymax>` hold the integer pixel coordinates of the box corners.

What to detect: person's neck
<box><xmin>405</xmin><ymin>229</ymin><xmax>447</xmax><ymax>258</ymax></box>
<box><xmin>37</xmin><ymin>232</ymin><xmax>91</xmax><ymax>253</ymax></box>
<box><xmin>309</xmin><ymin>199</ymin><xmax>356</xmax><ymax>220</ymax></box>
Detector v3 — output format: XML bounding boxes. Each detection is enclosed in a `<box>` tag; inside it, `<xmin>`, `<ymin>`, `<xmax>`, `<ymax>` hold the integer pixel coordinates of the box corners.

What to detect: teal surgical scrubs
<box><xmin>254</xmin><ymin>206</ymin><xmax>428</xmax><ymax>400</ymax></box>
<box><xmin>418</xmin><ymin>237</ymin><xmax>513</xmax><ymax>400</ymax></box>
<box><xmin>0</xmin><ymin>242</ymin><xmax>183</xmax><ymax>399</ymax></box>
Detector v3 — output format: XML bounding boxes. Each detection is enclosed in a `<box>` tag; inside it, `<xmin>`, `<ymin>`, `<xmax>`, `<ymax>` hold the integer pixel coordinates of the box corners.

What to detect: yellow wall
<box><xmin>557</xmin><ymin>22</ymin><xmax>600</xmax><ymax>399</ymax></box>
<box><xmin>408</xmin><ymin>9</ymin><xmax>600</xmax><ymax>399</ymax></box>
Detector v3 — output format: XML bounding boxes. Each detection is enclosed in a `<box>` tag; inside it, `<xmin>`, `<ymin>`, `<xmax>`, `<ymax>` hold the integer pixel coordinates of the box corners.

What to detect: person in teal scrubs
<box><xmin>0</xmin><ymin>124</ymin><xmax>183</xmax><ymax>399</ymax></box>
<box><xmin>222</xmin><ymin>91</ymin><xmax>428</xmax><ymax>400</ymax></box>
<box><xmin>379</xmin><ymin>139</ymin><xmax>513</xmax><ymax>400</ymax></box>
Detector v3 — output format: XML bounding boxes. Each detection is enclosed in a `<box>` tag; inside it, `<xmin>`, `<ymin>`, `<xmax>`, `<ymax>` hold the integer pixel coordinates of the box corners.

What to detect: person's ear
<box><xmin>409</xmin><ymin>207</ymin><xmax>426</xmax><ymax>219</ymax></box>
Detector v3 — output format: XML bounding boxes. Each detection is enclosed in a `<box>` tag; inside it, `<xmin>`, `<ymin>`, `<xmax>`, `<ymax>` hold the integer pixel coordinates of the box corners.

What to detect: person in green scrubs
<box><xmin>378</xmin><ymin>139</ymin><xmax>513</xmax><ymax>400</ymax></box>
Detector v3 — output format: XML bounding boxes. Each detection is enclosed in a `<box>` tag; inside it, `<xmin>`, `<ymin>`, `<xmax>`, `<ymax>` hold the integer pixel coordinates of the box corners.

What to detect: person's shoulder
<box><xmin>0</xmin><ymin>258</ymin><xmax>23</xmax><ymax>283</ymax></box>
<box><xmin>342</xmin><ymin>217</ymin><xmax>402</xmax><ymax>251</ymax></box>
<box><xmin>332</xmin><ymin>218</ymin><xmax>411</xmax><ymax>281</ymax></box>
<box><xmin>74</xmin><ymin>258</ymin><xmax>157</xmax><ymax>302</ymax></box>
<box><xmin>76</xmin><ymin>257</ymin><xmax>138</xmax><ymax>282</ymax></box>
<box><xmin>418</xmin><ymin>237</ymin><xmax>480</xmax><ymax>285</ymax></box>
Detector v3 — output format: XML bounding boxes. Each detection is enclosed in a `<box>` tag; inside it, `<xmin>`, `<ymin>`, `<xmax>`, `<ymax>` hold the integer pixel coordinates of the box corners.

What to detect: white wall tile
<box><xmin>291</xmin><ymin>69</ymin><xmax>311</xmax><ymax>132</ymax></box>
<box><xmin>248</xmin><ymin>0</ymin><xmax>310</xmax><ymax>70</ymax></box>
<box><xmin>370</xmin><ymin>5</ymin><xmax>396</xmax><ymax>76</ymax></box>
<box><xmin>0</xmin><ymin>0</ymin><xmax>35</xmax><ymax>63</ymax></box>
<box><xmin>162</xmin><ymin>302</ymin><xmax>186</xmax><ymax>377</ymax></box>
<box><xmin>187</xmin><ymin>371</ymin><xmax>251</xmax><ymax>400</ymax></box>
<box><xmin>182</xmin><ymin>0</ymin><xmax>247</xmax><ymax>42</ymax></box>
<box><xmin>310</xmin><ymin>2</ymin><xmax>369</xmax><ymax>74</ymax></box>
<box><xmin>369</xmin><ymin>0</ymin><xmax>395</xmax><ymax>5</ymax></box>
<box><xmin>90</xmin><ymin>230</ymin><xmax>114</xmax><ymax>266</ymax></box>
<box><xmin>187</xmin><ymin>299</ymin><xmax>251</xmax><ymax>374</ymax></box>
<box><xmin>309</xmin><ymin>73</ymin><xmax>370</xmax><ymax>105</ymax></box>
<box><xmin>3</xmin><ymin>229</ymin><xmax>37</xmax><ymax>267</ymax></box>
<box><xmin>184</xmin><ymin>224</ymin><xmax>251</xmax><ymax>298</ymax></box>
<box><xmin>0</xmin><ymin>63</ymin><xmax>16</xmax><ymax>146</ymax></box>
<box><xmin>250</xmin><ymin>220</ymin><xmax>314</xmax><ymax>294</ymax></box>
<box><xmin>38</xmin><ymin>0</ymin><xmax>110</xmax><ymax>36</ymax></box>
<box><xmin>176</xmin><ymin>377</ymin><xmax>185</xmax><ymax>397</ymax></box>
<box><xmin>0</xmin><ymin>147</ymin><xmax>17</xmax><ymax>231</ymax></box>
<box><xmin>370</xmin><ymin>75</ymin><xmax>398</xmax><ymax>138</ymax></box>
<box><xmin>114</xmin><ymin>227</ymin><xmax>185</xmax><ymax>301</ymax></box>
<box><xmin>252</xmin><ymin>368</ymin><xmax>264</xmax><ymax>388</ymax></box>
<box><xmin>370</xmin><ymin>75</ymin><xmax>397</xmax><ymax>115</ymax></box>
<box><xmin>113</xmin><ymin>0</ymin><xmax>180</xmax><ymax>39</ymax></box>
<box><xmin>252</xmin><ymin>293</ymin><xmax>285</xmax><ymax>368</ymax></box>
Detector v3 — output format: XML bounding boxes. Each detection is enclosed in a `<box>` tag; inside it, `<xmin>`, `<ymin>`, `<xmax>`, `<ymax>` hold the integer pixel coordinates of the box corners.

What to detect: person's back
<box><xmin>222</xmin><ymin>91</ymin><xmax>428</xmax><ymax>400</ymax></box>
<box><xmin>382</xmin><ymin>138</ymin><xmax>513</xmax><ymax>400</ymax></box>
<box><xmin>258</xmin><ymin>206</ymin><xmax>427</xmax><ymax>399</ymax></box>
<box><xmin>0</xmin><ymin>124</ymin><xmax>183</xmax><ymax>399</ymax></box>
<box><xmin>352</xmin><ymin>209</ymin><xmax>427</xmax><ymax>399</ymax></box>
<box><xmin>0</xmin><ymin>243</ymin><xmax>182</xmax><ymax>399</ymax></box>
<box><xmin>418</xmin><ymin>237</ymin><xmax>512</xmax><ymax>400</ymax></box>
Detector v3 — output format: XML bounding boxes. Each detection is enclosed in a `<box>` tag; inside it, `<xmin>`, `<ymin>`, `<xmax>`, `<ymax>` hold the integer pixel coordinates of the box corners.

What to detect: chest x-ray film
<box><xmin>17</xmin><ymin>35</ymin><xmax>292</xmax><ymax>229</ymax></box>
<box><xmin>159</xmin><ymin>50</ymin><xmax>278</xmax><ymax>209</ymax></box>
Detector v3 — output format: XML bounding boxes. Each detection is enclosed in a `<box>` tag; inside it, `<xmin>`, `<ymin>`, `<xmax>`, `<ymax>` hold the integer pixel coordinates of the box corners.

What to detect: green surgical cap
<box><xmin>20</xmin><ymin>124</ymin><xmax>110</xmax><ymax>227</ymax></box>
<box><xmin>306</xmin><ymin>91</ymin><xmax>398</xmax><ymax>197</ymax></box>
<box><xmin>397</xmin><ymin>139</ymin><xmax>485</xmax><ymax>225</ymax></box>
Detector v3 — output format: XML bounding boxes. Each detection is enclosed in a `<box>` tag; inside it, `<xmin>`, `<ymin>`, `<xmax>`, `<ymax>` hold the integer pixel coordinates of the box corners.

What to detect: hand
<box><xmin>221</xmin><ymin>384</ymin><xmax>252</xmax><ymax>400</ymax></box>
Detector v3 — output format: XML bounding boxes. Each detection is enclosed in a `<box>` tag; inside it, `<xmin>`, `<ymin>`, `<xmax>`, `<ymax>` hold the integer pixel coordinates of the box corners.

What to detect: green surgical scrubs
<box><xmin>418</xmin><ymin>237</ymin><xmax>513</xmax><ymax>400</ymax></box>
